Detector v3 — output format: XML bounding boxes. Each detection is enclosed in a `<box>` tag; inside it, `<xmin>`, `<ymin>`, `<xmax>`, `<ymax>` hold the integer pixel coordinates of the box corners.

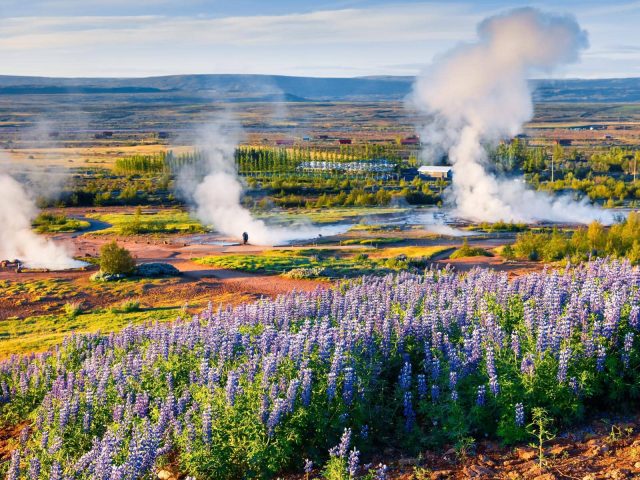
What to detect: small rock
<box><xmin>634</xmin><ymin>461</ymin><xmax>640</xmax><ymax>468</ymax></box>
<box><xmin>582</xmin><ymin>475</ymin><xmax>596</xmax><ymax>480</ymax></box>
<box><xmin>157</xmin><ymin>471</ymin><xmax>172</xmax><ymax>480</ymax></box>
<box><xmin>547</xmin><ymin>445</ymin><xmax>569</xmax><ymax>456</ymax></box>
<box><xmin>610</xmin><ymin>469</ymin><xmax>631</xmax><ymax>479</ymax></box>
<box><xmin>517</xmin><ymin>448</ymin><xmax>537</xmax><ymax>461</ymax></box>
<box><xmin>397</xmin><ymin>457</ymin><xmax>418</xmax><ymax>467</ymax></box>
<box><xmin>135</xmin><ymin>262</ymin><xmax>181</xmax><ymax>278</ymax></box>
<box><xmin>533</xmin><ymin>474</ymin><xmax>556</xmax><ymax>480</ymax></box>
<box><xmin>430</xmin><ymin>470</ymin><xmax>453</xmax><ymax>479</ymax></box>
<box><xmin>469</xmin><ymin>465</ymin><xmax>496</xmax><ymax>476</ymax></box>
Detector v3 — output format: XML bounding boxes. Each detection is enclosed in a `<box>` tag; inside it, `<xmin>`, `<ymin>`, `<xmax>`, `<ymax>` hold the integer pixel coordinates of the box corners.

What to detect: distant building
<box><xmin>338</xmin><ymin>138</ymin><xmax>352</xmax><ymax>145</ymax></box>
<box><xmin>418</xmin><ymin>165</ymin><xmax>452</xmax><ymax>179</ymax></box>
<box><xmin>299</xmin><ymin>159</ymin><xmax>395</xmax><ymax>174</ymax></box>
<box><xmin>401</xmin><ymin>136</ymin><xmax>420</xmax><ymax>145</ymax></box>
<box><xmin>556</xmin><ymin>139</ymin><xmax>572</xmax><ymax>147</ymax></box>
<box><xmin>157</xmin><ymin>131</ymin><xmax>170</xmax><ymax>139</ymax></box>
<box><xmin>94</xmin><ymin>131</ymin><xmax>113</xmax><ymax>139</ymax></box>
<box><xmin>275</xmin><ymin>139</ymin><xmax>295</xmax><ymax>146</ymax></box>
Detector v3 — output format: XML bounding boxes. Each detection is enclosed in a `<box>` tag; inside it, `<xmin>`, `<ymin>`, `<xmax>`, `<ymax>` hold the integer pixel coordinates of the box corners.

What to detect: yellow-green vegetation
<box><xmin>508</xmin><ymin>213</ymin><xmax>640</xmax><ymax>263</ymax></box>
<box><xmin>99</xmin><ymin>241</ymin><xmax>135</xmax><ymax>275</ymax></box>
<box><xmin>0</xmin><ymin>307</ymin><xmax>180</xmax><ymax>359</ymax></box>
<box><xmin>365</xmin><ymin>245</ymin><xmax>453</xmax><ymax>260</ymax></box>
<box><xmin>87</xmin><ymin>208</ymin><xmax>207</xmax><ymax>235</ymax></box>
<box><xmin>32</xmin><ymin>213</ymin><xmax>90</xmax><ymax>233</ymax></box>
<box><xmin>341</xmin><ymin>237</ymin><xmax>403</xmax><ymax>246</ymax></box>
<box><xmin>449</xmin><ymin>239</ymin><xmax>494</xmax><ymax>259</ymax></box>
<box><xmin>195</xmin><ymin>245</ymin><xmax>451</xmax><ymax>278</ymax></box>
<box><xmin>258</xmin><ymin>207</ymin><xmax>408</xmax><ymax>225</ymax></box>
<box><xmin>467</xmin><ymin>220</ymin><xmax>528</xmax><ymax>233</ymax></box>
<box><xmin>0</xmin><ymin>278</ymin><xmax>75</xmax><ymax>302</ymax></box>
<box><xmin>0</xmin><ymin>277</ymin><xmax>171</xmax><ymax>304</ymax></box>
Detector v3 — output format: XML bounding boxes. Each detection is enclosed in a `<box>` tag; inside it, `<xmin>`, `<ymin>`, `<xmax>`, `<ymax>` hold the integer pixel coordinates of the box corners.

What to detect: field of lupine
<box><xmin>2</xmin><ymin>259</ymin><xmax>639</xmax><ymax>479</ymax></box>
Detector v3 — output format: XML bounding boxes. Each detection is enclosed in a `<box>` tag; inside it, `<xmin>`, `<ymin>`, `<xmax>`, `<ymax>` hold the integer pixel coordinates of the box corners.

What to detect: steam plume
<box><xmin>181</xmin><ymin>121</ymin><xmax>346</xmax><ymax>245</ymax></box>
<box><xmin>412</xmin><ymin>7</ymin><xmax>613</xmax><ymax>224</ymax></box>
<box><xmin>0</xmin><ymin>172</ymin><xmax>82</xmax><ymax>269</ymax></box>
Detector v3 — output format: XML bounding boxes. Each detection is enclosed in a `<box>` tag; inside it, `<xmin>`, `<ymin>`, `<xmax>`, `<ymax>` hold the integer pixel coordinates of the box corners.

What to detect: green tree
<box><xmin>99</xmin><ymin>241</ymin><xmax>135</xmax><ymax>275</ymax></box>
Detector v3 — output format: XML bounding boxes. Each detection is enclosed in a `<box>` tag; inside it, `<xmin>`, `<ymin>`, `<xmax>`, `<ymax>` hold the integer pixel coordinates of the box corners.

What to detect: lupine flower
<box><xmin>515</xmin><ymin>403</ymin><xmax>525</xmax><ymax>427</ymax></box>
<box><xmin>520</xmin><ymin>353</ymin><xmax>535</xmax><ymax>376</ymax></box>
<box><xmin>7</xmin><ymin>449</ymin><xmax>20</xmax><ymax>480</ymax></box>
<box><xmin>374</xmin><ymin>463</ymin><xmax>389</xmax><ymax>480</ymax></box>
<box><xmin>476</xmin><ymin>385</ymin><xmax>486</xmax><ymax>406</ymax></box>
<box><xmin>304</xmin><ymin>458</ymin><xmax>313</xmax><ymax>474</ymax></box>
<box><xmin>558</xmin><ymin>348</ymin><xmax>571</xmax><ymax>383</ymax></box>
<box><xmin>348</xmin><ymin>448</ymin><xmax>360</xmax><ymax>477</ymax></box>
<box><xmin>404</xmin><ymin>391</ymin><xmax>415</xmax><ymax>431</ymax></box>
<box><xmin>329</xmin><ymin>428</ymin><xmax>351</xmax><ymax>458</ymax></box>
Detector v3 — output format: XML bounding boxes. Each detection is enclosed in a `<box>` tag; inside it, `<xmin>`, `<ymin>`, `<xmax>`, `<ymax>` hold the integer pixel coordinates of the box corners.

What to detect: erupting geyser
<box><xmin>412</xmin><ymin>7</ymin><xmax>614</xmax><ymax>225</ymax></box>
<box><xmin>180</xmin><ymin>121</ymin><xmax>347</xmax><ymax>245</ymax></box>
<box><xmin>0</xmin><ymin>174</ymin><xmax>83</xmax><ymax>270</ymax></box>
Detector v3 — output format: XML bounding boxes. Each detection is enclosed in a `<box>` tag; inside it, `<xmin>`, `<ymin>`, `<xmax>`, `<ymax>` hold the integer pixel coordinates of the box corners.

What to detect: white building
<box><xmin>418</xmin><ymin>165</ymin><xmax>452</xmax><ymax>179</ymax></box>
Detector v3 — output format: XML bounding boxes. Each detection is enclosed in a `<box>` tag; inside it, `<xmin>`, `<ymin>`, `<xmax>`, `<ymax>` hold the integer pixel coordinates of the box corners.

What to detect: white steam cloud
<box><xmin>181</xmin><ymin>121</ymin><xmax>347</xmax><ymax>245</ymax></box>
<box><xmin>412</xmin><ymin>7</ymin><xmax>614</xmax><ymax>224</ymax></box>
<box><xmin>0</xmin><ymin>172</ymin><xmax>82</xmax><ymax>269</ymax></box>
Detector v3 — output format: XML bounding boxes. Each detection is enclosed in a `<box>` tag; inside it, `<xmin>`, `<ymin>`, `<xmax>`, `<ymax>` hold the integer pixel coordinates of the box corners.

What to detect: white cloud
<box><xmin>0</xmin><ymin>2</ymin><xmax>637</xmax><ymax>77</ymax></box>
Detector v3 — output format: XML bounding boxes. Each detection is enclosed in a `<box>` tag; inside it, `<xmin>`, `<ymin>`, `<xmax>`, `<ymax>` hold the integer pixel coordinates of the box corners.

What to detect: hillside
<box><xmin>1</xmin><ymin>74</ymin><xmax>640</xmax><ymax>102</ymax></box>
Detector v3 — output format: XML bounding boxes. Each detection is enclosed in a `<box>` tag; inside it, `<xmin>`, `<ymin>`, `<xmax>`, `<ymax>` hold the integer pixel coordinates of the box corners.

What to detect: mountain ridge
<box><xmin>0</xmin><ymin>74</ymin><xmax>639</xmax><ymax>102</ymax></box>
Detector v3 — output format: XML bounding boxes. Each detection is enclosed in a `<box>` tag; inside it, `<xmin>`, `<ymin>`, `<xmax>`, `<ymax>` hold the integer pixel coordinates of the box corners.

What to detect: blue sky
<box><xmin>0</xmin><ymin>0</ymin><xmax>638</xmax><ymax>78</ymax></box>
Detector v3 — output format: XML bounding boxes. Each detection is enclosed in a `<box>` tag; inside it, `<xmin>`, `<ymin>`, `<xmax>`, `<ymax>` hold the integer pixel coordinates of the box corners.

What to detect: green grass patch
<box><xmin>449</xmin><ymin>240</ymin><xmax>494</xmax><ymax>259</ymax></box>
<box><xmin>257</xmin><ymin>207</ymin><xmax>408</xmax><ymax>225</ymax></box>
<box><xmin>32</xmin><ymin>213</ymin><xmax>90</xmax><ymax>233</ymax></box>
<box><xmin>467</xmin><ymin>220</ymin><xmax>529</xmax><ymax>233</ymax></box>
<box><xmin>341</xmin><ymin>237</ymin><xmax>403</xmax><ymax>246</ymax></box>
<box><xmin>0</xmin><ymin>307</ymin><xmax>180</xmax><ymax>359</ymax></box>
<box><xmin>87</xmin><ymin>209</ymin><xmax>207</xmax><ymax>235</ymax></box>
<box><xmin>195</xmin><ymin>245</ymin><xmax>451</xmax><ymax>278</ymax></box>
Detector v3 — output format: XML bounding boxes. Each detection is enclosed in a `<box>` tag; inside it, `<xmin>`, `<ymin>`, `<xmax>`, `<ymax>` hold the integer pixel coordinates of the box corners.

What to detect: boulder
<box><xmin>90</xmin><ymin>271</ymin><xmax>127</xmax><ymax>282</ymax></box>
<box><xmin>135</xmin><ymin>262</ymin><xmax>181</xmax><ymax>278</ymax></box>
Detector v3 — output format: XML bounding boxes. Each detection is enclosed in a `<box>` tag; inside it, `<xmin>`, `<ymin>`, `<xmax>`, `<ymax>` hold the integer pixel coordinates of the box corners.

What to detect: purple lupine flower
<box><xmin>348</xmin><ymin>448</ymin><xmax>360</xmax><ymax>477</ymax></box>
<box><xmin>596</xmin><ymin>344</ymin><xmax>607</xmax><ymax>372</ymax></box>
<box><xmin>327</xmin><ymin>372</ymin><xmax>337</xmax><ymax>401</ymax></box>
<box><xmin>515</xmin><ymin>403</ymin><xmax>525</xmax><ymax>427</ymax></box>
<box><xmin>399</xmin><ymin>362</ymin><xmax>412</xmax><ymax>391</ymax></box>
<box><xmin>622</xmin><ymin>332</ymin><xmax>634</xmax><ymax>368</ymax></box>
<box><xmin>301</xmin><ymin>368</ymin><xmax>313</xmax><ymax>406</ymax></box>
<box><xmin>417</xmin><ymin>374</ymin><xmax>427</xmax><ymax>399</ymax></box>
<box><xmin>202</xmin><ymin>405</ymin><xmax>212</xmax><ymax>445</ymax></box>
<box><xmin>476</xmin><ymin>385</ymin><xmax>486</xmax><ymax>406</ymax></box>
<box><xmin>404</xmin><ymin>391</ymin><xmax>415</xmax><ymax>431</ymax></box>
<box><xmin>225</xmin><ymin>370</ymin><xmax>239</xmax><ymax>406</ymax></box>
<box><xmin>557</xmin><ymin>348</ymin><xmax>571</xmax><ymax>383</ymax></box>
<box><xmin>569</xmin><ymin>376</ymin><xmax>579</xmax><ymax>395</ymax></box>
<box><xmin>267</xmin><ymin>398</ymin><xmax>285</xmax><ymax>436</ymax></box>
<box><xmin>511</xmin><ymin>331</ymin><xmax>521</xmax><ymax>358</ymax></box>
<box><xmin>629</xmin><ymin>305</ymin><xmax>639</xmax><ymax>330</ymax></box>
<box><xmin>342</xmin><ymin>367</ymin><xmax>355</xmax><ymax>406</ymax></box>
<box><xmin>449</xmin><ymin>370</ymin><xmax>457</xmax><ymax>390</ymax></box>
<box><xmin>49</xmin><ymin>461</ymin><xmax>63</xmax><ymax>480</ymax></box>
<box><xmin>304</xmin><ymin>458</ymin><xmax>313</xmax><ymax>474</ymax></box>
<box><xmin>520</xmin><ymin>353</ymin><xmax>535</xmax><ymax>376</ymax></box>
<box><xmin>431</xmin><ymin>384</ymin><xmax>440</xmax><ymax>402</ymax></box>
<box><xmin>360</xmin><ymin>424</ymin><xmax>369</xmax><ymax>440</ymax></box>
<box><xmin>29</xmin><ymin>456</ymin><xmax>41</xmax><ymax>479</ymax></box>
<box><xmin>374</xmin><ymin>463</ymin><xmax>389</xmax><ymax>480</ymax></box>
<box><xmin>329</xmin><ymin>428</ymin><xmax>351</xmax><ymax>458</ymax></box>
<box><xmin>7</xmin><ymin>449</ymin><xmax>20</xmax><ymax>480</ymax></box>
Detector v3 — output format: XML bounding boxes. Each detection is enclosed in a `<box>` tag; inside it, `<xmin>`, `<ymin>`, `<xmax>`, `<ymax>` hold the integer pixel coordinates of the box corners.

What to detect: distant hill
<box><xmin>0</xmin><ymin>74</ymin><xmax>639</xmax><ymax>102</ymax></box>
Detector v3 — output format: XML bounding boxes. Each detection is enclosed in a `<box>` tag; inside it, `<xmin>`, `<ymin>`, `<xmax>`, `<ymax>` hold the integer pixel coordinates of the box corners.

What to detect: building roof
<box><xmin>418</xmin><ymin>165</ymin><xmax>452</xmax><ymax>173</ymax></box>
